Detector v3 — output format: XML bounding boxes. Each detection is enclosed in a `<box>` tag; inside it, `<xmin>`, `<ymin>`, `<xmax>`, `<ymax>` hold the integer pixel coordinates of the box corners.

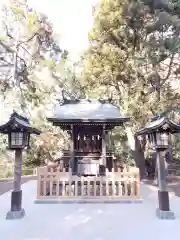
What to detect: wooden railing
<box><xmin>36</xmin><ymin>166</ymin><xmax>140</xmax><ymax>201</ymax></box>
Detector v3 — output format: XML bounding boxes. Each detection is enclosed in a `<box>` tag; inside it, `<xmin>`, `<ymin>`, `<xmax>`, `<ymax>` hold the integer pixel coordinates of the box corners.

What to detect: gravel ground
<box><xmin>0</xmin><ymin>176</ymin><xmax>37</xmax><ymax>195</ymax></box>
<box><xmin>143</xmin><ymin>176</ymin><xmax>180</xmax><ymax>197</ymax></box>
<box><xmin>1</xmin><ymin>181</ymin><xmax>180</xmax><ymax>240</ymax></box>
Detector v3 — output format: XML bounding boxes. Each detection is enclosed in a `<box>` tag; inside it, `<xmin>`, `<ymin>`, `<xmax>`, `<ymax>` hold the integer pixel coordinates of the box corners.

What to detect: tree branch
<box><xmin>161</xmin><ymin>54</ymin><xmax>175</xmax><ymax>82</ymax></box>
<box><xmin>19</xmin><ymin>33</ymin><xmax>37</xmax><ymax>45</ymax></box>
<box><xmin>0</xmin><ymin>41</ymin><xmax>14</xmax><ymax>53</ymax></box>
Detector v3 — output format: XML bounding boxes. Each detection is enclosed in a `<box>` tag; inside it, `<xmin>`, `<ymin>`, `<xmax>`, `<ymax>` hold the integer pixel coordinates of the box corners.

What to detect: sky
<box><xmin>28</xmin><ymin>0</ymin><xmax>99</xmax><ymax>60</ymax></box>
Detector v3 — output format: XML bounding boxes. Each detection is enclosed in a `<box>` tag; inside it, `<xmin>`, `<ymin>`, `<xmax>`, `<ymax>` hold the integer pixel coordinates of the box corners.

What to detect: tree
<box><xmin>0</xmin><ymin>0</ymin><xmax>73</xmax><ymax>170</ymax></box>
<box><xmin>82</xmin><ymin>0</ymin><xmax>180</xmax><ymax>177</ymax></box>
<box><xmin>0</xmin><ymin>0</ymin><xmax>68</xmax><ymax>108</ymax></box>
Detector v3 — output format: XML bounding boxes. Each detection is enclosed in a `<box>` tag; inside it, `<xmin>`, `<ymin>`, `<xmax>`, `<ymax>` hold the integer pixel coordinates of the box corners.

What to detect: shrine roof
<box><xmin>135</xmin><ymin>116</ymin><xmax>180</xmax><ymax>135</ymax></box>
<box><xmin>47</xmin><ymin>99</ymin><xmax>130</xmax><ymax>124</ymax></box>
<box><xmin>0</xmin><ymin>111</ymin><xmax>41</xmax><ymax>134</ymax></box>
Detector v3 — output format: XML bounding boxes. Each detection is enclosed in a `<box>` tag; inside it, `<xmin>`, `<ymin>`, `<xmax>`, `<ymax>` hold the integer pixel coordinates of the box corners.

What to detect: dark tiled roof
<box><xmin>136</xmin><ymin>116</ymin><xmax>180</xmax><ymax>135</ymax></box>
<box><xmin>48</xmin><ymin>99</ymin><xmax>129</xmax><ymax>122</ymax></box>
<box><xmin>0</xmin><ymin>111</ymin><xmax>41</xmax><ymax>134</ymax></box>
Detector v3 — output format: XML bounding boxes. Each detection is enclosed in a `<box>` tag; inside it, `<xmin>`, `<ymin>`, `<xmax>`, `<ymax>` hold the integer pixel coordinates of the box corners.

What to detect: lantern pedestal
<box><xmin>6</xmin><ymin>190</ymin><xmax>25</xmax><ymax>219</ymax></box>
<box><xmin>11</xmin><ymin>190</ymin><xmax>23</xmax><ymax>211</ymax></box>
<box><xmin>158</xmin><ymin>190</ymin><xmax>170</xmax><ymax>211</ymax></box>
<box><xmin>6</xmin><ymin>149</ymin><xmax>25</xmax><ymax>220</ymax></box>
<box><xmin>156</xmin><ymin>190</ymin><xmax>175</xmax><ymax>219</ymax></box>
<box><xmin>156</xmin><ymin>151</ymin><xmax>175</xmax><ymax>220</ymax></box>
<box><xmin>6</xmin><ymin>208</ymin><xmax>25</xmax><ymax>220</ymax></box>
<box><xmin>156</xmin><ymin>208</ymin><xmax>175</xmax><ymax>220</ymax></box>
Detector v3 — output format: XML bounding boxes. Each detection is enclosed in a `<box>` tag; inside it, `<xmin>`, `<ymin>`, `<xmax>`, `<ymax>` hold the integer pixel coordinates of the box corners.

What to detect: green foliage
<box><xmin>0</xmin><ymin>0</ymin><xmax>79</xmax><ymax>170</ymax></box>
<box><xmin>83</xmin><ymin>0</ymin><xmax>180</xmax><ymax>120</ymax></box>
<box><xmin>81</xmin><ymin>0</ymin><xmax>180</xmax><ymax>163</ymax></box>
<box><xmin>111</xmin><ymin>127</ymin><xmax>134</xmax><ymax>164</ymax></box>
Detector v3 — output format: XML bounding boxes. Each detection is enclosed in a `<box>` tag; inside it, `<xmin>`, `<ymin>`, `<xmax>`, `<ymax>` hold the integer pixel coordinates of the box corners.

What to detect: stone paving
<box><xmin>0</xmin><ymin>180</ymin><xmax>180</xmax><ymax>240</ymax></box>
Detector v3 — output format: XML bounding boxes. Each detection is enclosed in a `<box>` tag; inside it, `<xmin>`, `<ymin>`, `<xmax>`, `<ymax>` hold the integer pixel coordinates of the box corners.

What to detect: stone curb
<box><xmin>34</xmin><ymin>199</ymin><xmax>143</xmax><ymax>204</ymax></box>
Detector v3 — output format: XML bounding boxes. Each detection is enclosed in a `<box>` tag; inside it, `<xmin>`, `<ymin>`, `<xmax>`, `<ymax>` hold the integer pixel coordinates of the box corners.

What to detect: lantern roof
<box><xmin>47</xmin><ymin>99</ymin><xmax>130</xmax><ymax>125</ymax></box>
<box><xmin>135</xmin><ymin>116</ymin><xmax>180</xmax><ymax>136</ymax></box>
<box><xmin>0</xmin><ymin>111</ymin><xmax>41</xmax><ymax>134</ymax></box>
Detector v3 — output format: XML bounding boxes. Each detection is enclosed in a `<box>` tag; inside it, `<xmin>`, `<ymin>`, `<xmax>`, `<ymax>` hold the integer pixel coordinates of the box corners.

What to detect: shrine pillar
<box><xmin>109</xmin><ymin>130</ymin><xmax>112</xmax><ymax>149</ymax></box>
<box><xmin>101</xmin><ymin>124</ymin><xmax>106</xmax><ymax>167</ymax></box>
<box><xmin>70</xmin><ymin>124</ymin><xmax>74</xmax><ymax>173</ymax></box>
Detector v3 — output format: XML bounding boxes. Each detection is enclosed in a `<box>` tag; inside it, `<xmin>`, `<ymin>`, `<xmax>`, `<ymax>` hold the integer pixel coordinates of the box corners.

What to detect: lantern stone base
<box><xmin>156</xmin><ymin>208</ymin><xmax>175</xmax><ymax>220</ymax></box>
<box><xmin>156</xmin><ymin>190</ymin><xmax>175</xmax><ymax>219</ymax></box>
<box><xmin>6</xmin><ymin>190</ymin><xmax>25</xmax><ymax>220</ymax></box>
<box><xmin>6</xmin><ymin>208</ymin><xmax>25</xmax><ymax>220</ymax></box>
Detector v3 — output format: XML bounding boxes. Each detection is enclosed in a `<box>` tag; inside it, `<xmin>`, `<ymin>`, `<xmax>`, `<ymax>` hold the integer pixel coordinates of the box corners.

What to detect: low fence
<box><xmin>36</xmin><ymin>166</ymin><xmax>140</xmax><ymax>202</ymax></box>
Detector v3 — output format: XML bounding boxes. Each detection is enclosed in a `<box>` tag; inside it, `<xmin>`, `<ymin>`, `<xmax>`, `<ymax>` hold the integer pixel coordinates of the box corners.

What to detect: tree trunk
<box><xmin>126</xmin><ymin>127</ymin><xmax>146</xmax><ymax>179</ymax></box>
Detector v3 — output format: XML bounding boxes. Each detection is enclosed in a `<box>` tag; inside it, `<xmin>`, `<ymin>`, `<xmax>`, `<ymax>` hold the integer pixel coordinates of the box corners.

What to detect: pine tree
<box><xmin>0</xmin><ymin>0</ymin><xmax>71</xmax><ymax>170</ymax></box>
<box><xmin>82</xmin><ymin>0</ymin><xmax>180</xmax><ymax>176</ymax></box>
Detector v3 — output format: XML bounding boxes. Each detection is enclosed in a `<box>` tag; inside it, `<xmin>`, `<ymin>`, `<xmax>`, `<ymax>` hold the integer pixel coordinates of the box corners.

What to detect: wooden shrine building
<box><xmin>47</xmin><ymin>99</ymin><xmax>130</xmax><ymax>176</ymax></box>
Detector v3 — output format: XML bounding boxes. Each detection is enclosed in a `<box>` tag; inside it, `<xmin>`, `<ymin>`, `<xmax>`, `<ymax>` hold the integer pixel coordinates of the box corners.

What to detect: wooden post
<box><xmin>102</xmin><ymin>125</ymin><xmax>106</xmax><ymax>166</ymax></box>
<box><xmin>6</xmin><ymin>149</ymin><xmax>25</xmax><ymax>219</ymax></box>
<box><xmin>99</xmin><ymin>125</ymin><xmax>106</xmax><ymax>176</ymax></box>
<box><xmin>36</xmin><ymin>167</ymin><xmax>41</xmax><ymax>199</ymax></box>
<box><xmin>156</xmin><ymin>150</ymin><xmax>175</xmax><ymax>219</ymax></box>
<box><xmin>109</xmin><ymin>130</ymin><xmax>112</xmax><ymax>149</ymax></box>
<box><xmin>70</xmin><ymin>125</ymin><xmax>74</xmax><ymax>173</ymax></box>
<box><xmin>13</xmin><ymin>149</ymin><xmax>22</xmax><ymax>192</ymax></box>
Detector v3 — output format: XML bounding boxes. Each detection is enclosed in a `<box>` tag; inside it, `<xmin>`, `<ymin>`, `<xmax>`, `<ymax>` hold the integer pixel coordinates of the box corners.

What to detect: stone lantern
<box><xmin>135</xmin><ymin>115</ymin><xmax>180</xmax><ymax>219</ymax></box>
<box><xmin>0</xmin><ymin>111</ymin><xmax>41</xmax><ymax>219</ymax></box>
